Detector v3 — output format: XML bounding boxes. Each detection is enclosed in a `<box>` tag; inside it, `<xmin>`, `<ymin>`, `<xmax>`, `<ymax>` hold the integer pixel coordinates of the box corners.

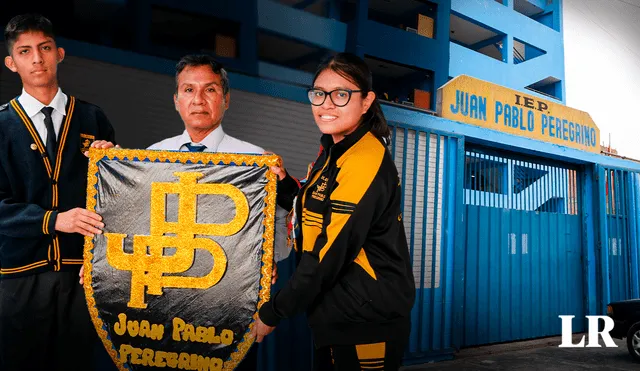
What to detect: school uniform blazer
<box><xmin>0</xmin><ymin>96</ymin><xmax>115</xmax><ymax>278</ymax></box>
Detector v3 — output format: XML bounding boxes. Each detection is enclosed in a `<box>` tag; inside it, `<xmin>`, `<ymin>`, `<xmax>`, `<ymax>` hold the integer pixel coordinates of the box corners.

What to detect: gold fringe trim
<box><xmin>84</xmin><ymin>148</ymin><xmax>130</xmax><ymax>371</ymax></box>
<box><xmin>84</xmin><ymin>148</ymin><xmax>281</xmax><ymax>371</ymax></box>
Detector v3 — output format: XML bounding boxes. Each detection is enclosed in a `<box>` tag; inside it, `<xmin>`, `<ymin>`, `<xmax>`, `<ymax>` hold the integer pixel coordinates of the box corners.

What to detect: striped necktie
<box><xmin>185</xmin><ymin>143</ymin><xmax>206</xmax><ymax>152</ymax></box>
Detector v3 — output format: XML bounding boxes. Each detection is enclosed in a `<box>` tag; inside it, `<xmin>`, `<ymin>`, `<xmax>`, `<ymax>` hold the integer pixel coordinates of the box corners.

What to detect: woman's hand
<box><xmin>250</xmin><ymin>316</ymin><xmax>276</xmax><ymax>343</ymax></box>
<box><xmin>270</xmin><ymin>166</ymin><xmax>286</xmax><ymax>181</ymax></box>
<box><xmin>264</xmin><ymin>151</ymin><xmax>286</xmax><ymax>181</ymax></box>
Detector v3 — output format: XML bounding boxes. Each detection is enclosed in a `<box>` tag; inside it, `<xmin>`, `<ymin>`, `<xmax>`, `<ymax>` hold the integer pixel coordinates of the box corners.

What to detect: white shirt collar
<box><xmin>19</xmin><ymin>88</ymin><xmax>67</xmax><ymax>118</ymax></box>
<box><xmin>180</xmin><ymin>125</ymin><xmax>226</xmax><ymax>151</ymax></box>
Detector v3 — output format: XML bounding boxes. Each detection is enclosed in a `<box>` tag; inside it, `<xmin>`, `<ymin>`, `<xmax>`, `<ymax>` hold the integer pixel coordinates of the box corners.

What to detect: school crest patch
<box><xmin>80</xmin><ymin>133</ymin><xmax>95</xmax><ymax>152</ymax></box>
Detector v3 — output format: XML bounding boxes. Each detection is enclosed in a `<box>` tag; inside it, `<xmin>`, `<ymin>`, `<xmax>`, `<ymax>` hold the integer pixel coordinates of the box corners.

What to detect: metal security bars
<box><xmin>390</xmin><ymin>124</ymin><xmax>460</xmax><ymax>359</ymax></box>
<box><xmin>393</xmin><ymin>128</ymin><xmax>445</xmax><ymax>289</ymax></box>
<box><xmin>461</xmin><ymin>147</ymin><xmax>585</xmax><ymax>347</ymax></box>
<box><xmin>601</xmin><ymin>167</ymin><xmax>640</xmax><ymax>303</ymax></box>
<box><xmin>464</xmin><ymin>149</ymin><xmax>579</xmax><ymax>215</ymax></box>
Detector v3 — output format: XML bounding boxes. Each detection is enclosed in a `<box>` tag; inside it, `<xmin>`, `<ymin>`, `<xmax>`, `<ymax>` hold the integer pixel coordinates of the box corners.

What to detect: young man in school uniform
<box><xmin>0</xmin><ymin>13</ymin><xmax>116</xmax><ymax>371</ymax></box>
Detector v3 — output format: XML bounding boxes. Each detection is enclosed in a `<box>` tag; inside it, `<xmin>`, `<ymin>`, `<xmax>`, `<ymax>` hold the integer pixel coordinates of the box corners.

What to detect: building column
<box><xmin>130</xmin><ymin>0</ymin><xmax>151</xmax><ymax>54</ymax></box>
<box><xmin>327</xmin><ymin>0</ymin><xmax>340</xmax><ymax>20</ymax></box>
<box><xmin>239</xmin><ymin>0</ymin><xmax>259</xmax><ymax>75</ymax></box>
<box><xmin>346</xmin><ymin>0</ymin><xmax>368</xmax><ymax>56</ymax></box>
<box><xmin>503</xmin><ymin>35</ymin><xmax>514</xmax><ymax>64</ymax></box>
<box><xmin>433</xmin><ymin>0</ymin><xmax>452</xmax><ymax>108</ymax></box>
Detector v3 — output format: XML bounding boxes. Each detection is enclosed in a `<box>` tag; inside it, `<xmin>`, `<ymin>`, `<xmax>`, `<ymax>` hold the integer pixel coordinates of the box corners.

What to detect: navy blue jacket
<box><xmin>0</xmin><ymin>96</ymin><xmax>116</xmax><ymax>278</ymax></box>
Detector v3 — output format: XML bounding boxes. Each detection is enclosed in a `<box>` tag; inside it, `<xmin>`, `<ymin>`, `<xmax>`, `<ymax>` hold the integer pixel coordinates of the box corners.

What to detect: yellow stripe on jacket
<box><xmin>318</xmin><ymin>132</ymin><xmax>385</xmax><ymax>262</ymax></box>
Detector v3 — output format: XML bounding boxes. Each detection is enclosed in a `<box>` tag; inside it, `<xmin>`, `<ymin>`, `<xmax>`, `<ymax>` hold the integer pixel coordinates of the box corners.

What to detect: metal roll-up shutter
<box><xmin>1</xmin><ymin>55</ymin><xmax>319</xmax><ymax>178</ymax></box>
<box><xmin>223</xmin><ymin>91</ymin><xmax>319</xmax><ymax>179</ymax></box>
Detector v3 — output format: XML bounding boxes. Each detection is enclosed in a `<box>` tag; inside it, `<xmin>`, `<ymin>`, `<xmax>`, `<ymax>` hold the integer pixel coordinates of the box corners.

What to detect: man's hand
<box><xmin>84</xmin><ymin>140</ymin><xmax>120</xmax><ymax>157</ymax></box>
<box><xmin>250</xmin><ymin>316</ymin><xmax>276</xmax><ymax>343</ymax></box>
<box><xmin>55</xmin><ymin>208</ymin><xmax>104</xmax><ymax>237</ymax></box>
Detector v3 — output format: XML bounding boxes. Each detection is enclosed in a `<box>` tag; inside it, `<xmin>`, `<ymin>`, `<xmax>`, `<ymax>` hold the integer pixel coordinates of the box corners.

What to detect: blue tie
<box><xmin>185</xmin><ymin>143</ymin><xmax>206</xmax><ymax>152</ymax></box>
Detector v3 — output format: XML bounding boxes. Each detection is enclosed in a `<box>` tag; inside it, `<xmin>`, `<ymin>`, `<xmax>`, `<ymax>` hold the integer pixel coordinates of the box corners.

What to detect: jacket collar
<box><xmin>320</xmin><ymin>121</ymin><xmax>373</xmax><ymax>159</ymax></box>
<box><xmin>19</xmin><ymin>88</ymin><xmax>67</xmax><ymax>119</ymax></box>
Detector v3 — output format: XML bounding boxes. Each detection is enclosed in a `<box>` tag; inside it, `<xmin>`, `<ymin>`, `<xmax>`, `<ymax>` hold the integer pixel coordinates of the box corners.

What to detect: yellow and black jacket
<box><xmin>259</xmin><ymin>123</ymin><xmax>416</xmax><ymax>347</ymax></box>
<box><xmin>0</xmin><ymin>97</ymin><xmax>115</xmax><ymax>278</ymax></box>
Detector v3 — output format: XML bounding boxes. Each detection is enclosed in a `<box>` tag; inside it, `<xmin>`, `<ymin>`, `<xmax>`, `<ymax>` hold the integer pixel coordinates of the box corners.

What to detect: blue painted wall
<box><xmin>353</xmin><ymin>0</ymin><xmax>451</xmax><ymax>108</ymax></box>
<box><xmin>257</xmin><ymin>0</ymin><xmax>347</xmax><ymax>52</ymax></box>
<box><xmin>3</xmin><ymin>0</ymin><xmax>565</xmax><ymax>105</ymax></box>
<box><xmin>450</xmin><ymin>0</ymin><xmax>565</xmax><ymax>102</ymax></box>
<box><xmin>18</xmin><ymin>0</ymin><xmax>565</xmax><ymax>108</ymax></box>
<box><xmin>160</xmin><ymin>0</ymin><xmax>562</xmax><ymax>106</ymax></box>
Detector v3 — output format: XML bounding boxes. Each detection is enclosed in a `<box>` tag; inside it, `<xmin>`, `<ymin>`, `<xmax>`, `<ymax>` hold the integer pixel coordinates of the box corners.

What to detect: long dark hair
<box><xmin>312</xmin><ymin>53</ymin><xmax>391</xmax><ymax>144</ymax></box>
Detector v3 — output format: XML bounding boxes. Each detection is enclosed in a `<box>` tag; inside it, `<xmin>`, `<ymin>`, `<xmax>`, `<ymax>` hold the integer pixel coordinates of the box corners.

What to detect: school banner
<box><xmin>83</xmin><ymin>149</ymin><xmax>279</xmax><ymax>371</ymax></box>
<box><xmin>437</xmin><ymin>75</ymin><xmax>601</xmax><ymax>153</ymax></box>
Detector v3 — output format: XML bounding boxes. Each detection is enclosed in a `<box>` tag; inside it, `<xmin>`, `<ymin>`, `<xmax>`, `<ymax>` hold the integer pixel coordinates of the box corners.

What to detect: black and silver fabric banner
<box><xmin>83</xmin><ymin>149</ymin><xmax>279</xmax><ymax>371</ymax></box>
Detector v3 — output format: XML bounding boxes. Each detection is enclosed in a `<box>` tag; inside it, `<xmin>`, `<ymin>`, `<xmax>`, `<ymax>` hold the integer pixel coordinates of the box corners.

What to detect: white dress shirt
<box><xmin>148</xmin><ymin>125</ymin><xmax>264</xmax><ymax>154</ymax></box>
<box><xmin>18</xmin><ymin>88</ymin><xmax>68</xmax><ymax>144</ymax></box>
<box><xmin>149</xmin><ymin>124</ymin><xmax>291</xmax><ymax>262</ymax></box>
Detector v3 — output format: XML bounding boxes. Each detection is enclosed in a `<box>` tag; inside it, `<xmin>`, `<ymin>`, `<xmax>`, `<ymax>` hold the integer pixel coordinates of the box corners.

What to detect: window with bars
<box><xmin>464</xmin><ymin>149</ymin><xmax>579</xmax><ymax>215</ymax></box>
<box><xmin>604</xmin><ymin>169</ymin><xmax>628</xmax><ymax>216</ymax></box>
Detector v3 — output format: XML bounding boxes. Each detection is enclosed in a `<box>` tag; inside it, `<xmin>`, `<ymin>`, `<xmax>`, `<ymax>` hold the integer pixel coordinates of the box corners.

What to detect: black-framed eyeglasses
<box><xmin>307</xmin><ymin>88</ymin><xmax>363</xmax><ymax>107</ymax></box>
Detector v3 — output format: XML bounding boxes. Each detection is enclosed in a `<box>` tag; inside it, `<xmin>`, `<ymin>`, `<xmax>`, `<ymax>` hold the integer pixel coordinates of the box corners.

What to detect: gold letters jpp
<box><xmin>104</xmin><ymin>172</ymin><xmax>249</xmax><ymax>309</ymax></box>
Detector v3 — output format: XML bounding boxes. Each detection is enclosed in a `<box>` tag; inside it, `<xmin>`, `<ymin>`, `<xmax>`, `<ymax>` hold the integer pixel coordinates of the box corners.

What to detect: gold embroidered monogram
<box><xmin>311</xmin><ymin>175</ymin><xmax>329</xmax><ymax>202</ymax></box>
<box><xmin>104</xmin><ymin>172</ymin><xmax>249</xmax><ymax>309</ymax></box>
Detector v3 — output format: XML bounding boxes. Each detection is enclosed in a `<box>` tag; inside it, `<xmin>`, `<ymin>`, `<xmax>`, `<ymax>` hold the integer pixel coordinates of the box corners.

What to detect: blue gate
<box><xmin>256</xmin><ymin>122</ymin><xmax>466</xmax><ymax>368</ymax></box>
<box><xmin>461</xmin><ymin>147</ymin><xmax>585</xmax><ymax>347</ymax></box>
<box><xmin>597</xmin><ymin>166</ymin><xmax>640</xmax><ymax>311</ymax></box>
<box><xmin>390</xmin><ymin>123</ymin><xmax>462</xmax><ymax>363</ymax></box>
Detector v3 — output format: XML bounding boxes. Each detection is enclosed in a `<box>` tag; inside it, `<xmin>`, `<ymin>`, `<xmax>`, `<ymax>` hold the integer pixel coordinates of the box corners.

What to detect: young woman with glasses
<box><xmin>251</xmin><ymin>52</ymin><xmax>416</xmax><ymax>371</ymax></box>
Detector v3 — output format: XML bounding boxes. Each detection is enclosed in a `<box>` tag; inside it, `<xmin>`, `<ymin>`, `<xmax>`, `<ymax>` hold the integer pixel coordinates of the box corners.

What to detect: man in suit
<box><xmin>0</xmin><ymin>13</ymin><xmax>117</xmax><ymax>371</ymax></box>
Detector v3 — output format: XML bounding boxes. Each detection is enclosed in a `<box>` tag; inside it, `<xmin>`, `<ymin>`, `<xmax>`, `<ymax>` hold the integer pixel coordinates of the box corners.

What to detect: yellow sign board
<box><xmin>437</xmin><ymin>75</ymin><xmax>600</xmax><ymax>153</ymax></box>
